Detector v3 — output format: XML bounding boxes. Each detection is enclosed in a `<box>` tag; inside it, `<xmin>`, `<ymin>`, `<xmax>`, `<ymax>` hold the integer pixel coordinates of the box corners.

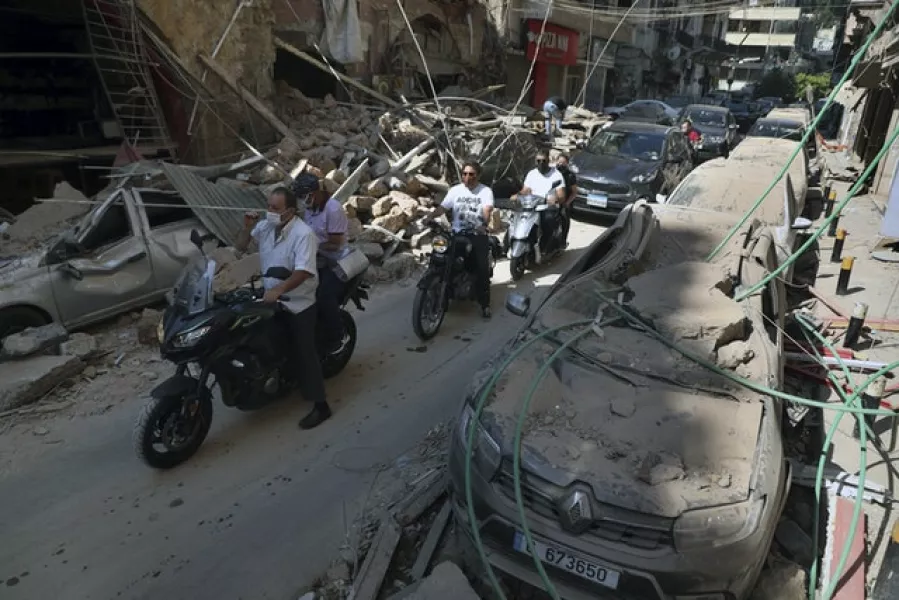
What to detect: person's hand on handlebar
<box><xmin>262</xmin><ymin>288</ymin><xmax>283</xmax><ymax>304</ymax></box>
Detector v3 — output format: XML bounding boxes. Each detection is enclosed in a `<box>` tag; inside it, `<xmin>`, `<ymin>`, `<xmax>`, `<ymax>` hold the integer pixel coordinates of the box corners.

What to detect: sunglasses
<box><xmin>536</xmin><ymin>159</ymin><xmax>549</xmax><ymax>164</ymax></box>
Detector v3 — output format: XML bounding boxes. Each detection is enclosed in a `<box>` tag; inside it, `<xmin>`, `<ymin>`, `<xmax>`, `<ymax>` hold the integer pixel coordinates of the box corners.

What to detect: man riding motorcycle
<box><xmin>427</xmin><ymin>159</ymin><xmax>495</xmax><ymax>319</ymax></box>
<box><xmin>514</xmin><ymin>149</ymin><xmax>567</xmax><ymax>253</ymax></box>
<box><xmin>293</xmin><ymin>173</ymin><xmax>349</xmax><ymax>355</ymax></box>
<box><xmin>235</xmin><ymin>185</ymin><xmax>332</xmax><ymax>430</ymax></box>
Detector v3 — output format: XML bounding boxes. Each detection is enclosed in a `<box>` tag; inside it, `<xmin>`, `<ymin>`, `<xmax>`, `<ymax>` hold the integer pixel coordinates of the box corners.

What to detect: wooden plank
<box><xmin>395</xmin><ymin>469</ymin><xmax>448</xmax><ymax>526</ymax></box>
<box><xmin>409</xmin><ymin>500</ymin><xmax>452</xmax><ymax>581</ymax></box>
<box><xmin>273</xmin><ymin>37</ymin><xmax>400</xmax><ymax>108</ymax></box>
<box><xmin>198</xmin><ymin>54</ymin><xmax>295</xmax><ymax>141</ymax></box>
<box><xmin>349</xmin><ymin>513</ymin><xmax>402</xmax><ymax>600</ymax></box>
<box><xmin>826</xmin><ymin>317</ymin><xmax>899</xmax><ymax>332</ymax></box>
<box><xmin>809</xmin><ymin>285</ymin><xmax>851</xmax><ymax>319</ymax></box>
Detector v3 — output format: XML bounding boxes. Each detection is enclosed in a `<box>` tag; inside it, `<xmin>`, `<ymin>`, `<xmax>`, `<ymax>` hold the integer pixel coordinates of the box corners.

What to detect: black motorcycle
<box><xmin>133</xmin><ymin>230</ymin><xmax>370</xmax><ymax>469</ymax></box>
<box><xmin>411</xmin><ymin>222</ymin><xmax>500</xmax><ymax>340</ymax></box>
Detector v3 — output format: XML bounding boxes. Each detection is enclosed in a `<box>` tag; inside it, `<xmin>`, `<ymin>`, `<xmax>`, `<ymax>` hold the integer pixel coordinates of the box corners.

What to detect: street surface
<box><xmin>0</xmin><ymin>219</ymin><xmax>609</xmax><ymax>600</ymax></box>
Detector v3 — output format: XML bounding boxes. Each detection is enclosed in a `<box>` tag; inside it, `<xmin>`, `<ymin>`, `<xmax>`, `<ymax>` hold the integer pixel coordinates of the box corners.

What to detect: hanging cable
<box><xmin>574</xmin><ymin>0</ymin><xmax>642</xmax><ymax>108</ymax></box>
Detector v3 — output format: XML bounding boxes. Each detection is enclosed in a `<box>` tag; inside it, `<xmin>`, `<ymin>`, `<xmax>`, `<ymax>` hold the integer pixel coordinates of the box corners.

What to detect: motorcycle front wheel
<box><xmin>510</xmin><ymin>255</ymin><xmax>526</xmax><ymax>281</ymax></box>
<box><xmin>412</xmin><ymin>275</ymin><xmax>446</xmax><ymax>341</ymax></box>
<box><xmin>133</xmin><ymin>392</ymin><xmax>213</xmax><ymax>469</ymax></box>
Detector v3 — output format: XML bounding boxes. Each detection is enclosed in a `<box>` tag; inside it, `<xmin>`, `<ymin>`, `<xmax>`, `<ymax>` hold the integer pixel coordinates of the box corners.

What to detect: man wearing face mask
<box><xmin>514</xmin><ymin>148</ymin><xmax>566</xmax><ymax>255</ymax></box>
<box><xmin>292</xmin><ymin>173</ymin><xmax>349</xmax><ymax>355</ymax></box>
<box><xmin>236</xmin><ymin>186</ymin><xmax>331</xmax><ymax>430</ymax></box>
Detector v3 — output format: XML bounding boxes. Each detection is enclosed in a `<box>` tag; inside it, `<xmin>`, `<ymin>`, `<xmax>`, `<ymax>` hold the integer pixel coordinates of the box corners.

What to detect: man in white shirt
<box><xmin>428</xmin><ymin>159</ymin><xmax>495</xmax><ymax>319</ymax></box>
<box><xmin>236</xmin><ymin>186</ymin><xmax>331</xmax><ymax>430</ymax></box>
<box><xmin>514</xmin><ymin>148</ymin><xmax>566</xmax><ymax>255</ymax></box>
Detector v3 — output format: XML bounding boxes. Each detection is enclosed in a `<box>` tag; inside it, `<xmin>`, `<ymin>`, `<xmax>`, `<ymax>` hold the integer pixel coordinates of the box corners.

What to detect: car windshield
<box><xmin>686</xmin><ymin>109</ymin><xmax>725</xmax><ymax>127</ymax></box>
<box><xmin>586</xmin><ymin>129</ymin><xmax>665</xmax><ymax>161</ymax></box>
<box><xmin>749</xmin><ymin>119</ymin><xmax>803</xmax><ymax>141</ymax></box>
<box><xmin>172</xmin><ymin>253</ymin><xmax>216</xmax><ymax>316</ymax></box>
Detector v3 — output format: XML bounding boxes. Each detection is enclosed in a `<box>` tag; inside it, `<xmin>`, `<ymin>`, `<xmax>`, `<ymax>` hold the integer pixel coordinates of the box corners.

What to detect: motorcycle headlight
<box><xmin>173</xmin><ymin>325</ymin><xmax>212</xmax><ymax>349</ymax></box>
<box><xmin>673</xmin><ymin>496</ymin><xmax>766</xmax><ymax>552</ymax></box>
<box><xmin>156</xmin><ymin>317</ymin><xmax>165</xmax><ymax>344</ymax></box>
<box><xmin>518</xmin><ymin>195</ymin><xmax>540</xmax><ymax>209</ymax></box>
<box><xmin>458</xmin><ymin>404</ymin><xmax>502</xmax><ymax>479</ymax></box>
<box><xmin>432</xmin><ymin>235</ymin><xmax>449</xmax><ymax>254</ymax></box>
<box><xmin>631</xmin><ymin>170</ymin><xmax>658</xmax><ymax>183</ymax></box>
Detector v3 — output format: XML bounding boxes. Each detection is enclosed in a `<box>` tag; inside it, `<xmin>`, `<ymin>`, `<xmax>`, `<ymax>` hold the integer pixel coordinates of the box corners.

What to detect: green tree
<box><xmin>754</xmin><ymin>69</ymin><xmax>796</xmax><ymax>102</ymax></box>
<box><xmin>794</xmin><ymin>72</ymin><xmax>832</xmax><ymax>101</ymax></box>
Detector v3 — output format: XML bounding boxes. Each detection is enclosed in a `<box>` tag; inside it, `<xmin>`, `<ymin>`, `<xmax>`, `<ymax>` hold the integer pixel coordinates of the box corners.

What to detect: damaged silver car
<box><xmin>448</xmin><ymin>205</ymin><xmax>791</xmax><ymax>599</ymax></box>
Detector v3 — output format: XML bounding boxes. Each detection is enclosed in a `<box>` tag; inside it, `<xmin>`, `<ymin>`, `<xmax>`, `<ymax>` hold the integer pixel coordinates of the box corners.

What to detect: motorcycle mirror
<box><xmin>264</xmin><ymin>266</ymin><xmax>292</xmax><ymax>280</ymax></box>
<box><xmin>505</xmin><ymin>292</ymin><xmax>531</xmax><ymax>318</ymax></box>
<box><xmin>190</xmin><ymin>229</ymin><xmax>203</xmax><ymax>250</ymax></box>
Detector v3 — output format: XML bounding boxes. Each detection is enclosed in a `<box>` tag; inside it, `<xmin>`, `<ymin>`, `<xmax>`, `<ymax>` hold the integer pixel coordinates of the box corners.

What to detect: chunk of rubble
<box><xmin>1</xmin><ymin>323</ymin><xmax>68</xmax><ymax>359</ymax></box>
<box><xmin>636</xmin><ymin>451</ymin><xmax>685</xmax><ymax>485</ymax></box>
<box><xmin>626</xmin><ymin>261</ymin><xmax>747</xmax><ymax>357</ymax></box>
<box><xmin>749</xmin><ymin>558</ymin><xmax>807</xmax><ymax>600</ymax></box>
<box><xmin>60</xmin><ymin>333</ymin><xmax>98</xmax><ymax>360</ymax></box>
<box><xmin>0</xmin><ymin>355</ymin><xmax>85</xmax><ymax>411</ymax></box>
<box><xmin>405</xmin><ymin>562</ymin><xmax>479</xmax><ymax>600</ymax></box>
<box><xmin>136</xmin><ymin>309</ymin><xmax>163</xmax><ymax>346</ymax></box>
<box><xmin>716</xmin><ymin>340</ymin><xmax>756</xmax><ymax>369</ymax></box>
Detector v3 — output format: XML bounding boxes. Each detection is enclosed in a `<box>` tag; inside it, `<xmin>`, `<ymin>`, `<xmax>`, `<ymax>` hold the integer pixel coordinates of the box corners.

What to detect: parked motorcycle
<box><xmin>133</xmin><ymin>230</ymin><xmax>370</xmax><ymax>469</ymax></box>
<box><xmin>506</xmin><ymin>193</ymin><xmax>567</xmax><ymax>281</ymax></box>
<box><xmin>411</xmin><ymin>222</ymin><xmax>500</xmax><ymax>340</ymax></box>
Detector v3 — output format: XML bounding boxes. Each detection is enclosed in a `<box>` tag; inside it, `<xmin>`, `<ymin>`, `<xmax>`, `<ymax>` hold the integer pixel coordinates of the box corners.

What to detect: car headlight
<box><xmin>157</xmin><ymin>317</ymin><xmax>165</xmax><ymax>344</ymax></box>
<box><xmin>458</xmin><ymin>404</ymin><xmax>502</xmax><ymax>479</ymax></box>
<box><xmin>673</xmin><ymin>496</ymin><xmax>766</xmax><ymax>552</ymax></box>
<box><xmin>432</xmin><ymin>235</ymin><xmax>448</xmax><ymax>254</ymax></box>
<box><xmin>173</xmin><ymin>325</ymin><xmax>212</xmax><ymax>349</ymax></box>
<box><xmin>631</xmin><ymin>170</ymin><xmax>658</xmax><ymax>183</ymax></box>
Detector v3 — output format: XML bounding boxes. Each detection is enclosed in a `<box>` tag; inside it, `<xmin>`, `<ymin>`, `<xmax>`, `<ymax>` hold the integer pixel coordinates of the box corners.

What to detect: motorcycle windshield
<box><xmin>172</xmin><ymin>254</ymin><xmax>217</xmax><ymax>317</ymax></box>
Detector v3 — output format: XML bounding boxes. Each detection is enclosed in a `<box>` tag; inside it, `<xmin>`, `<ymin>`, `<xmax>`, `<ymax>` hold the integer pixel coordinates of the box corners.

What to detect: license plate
<box><xmin>586</xmin><ymin>193</ymin><xmax>608</xmax><ymax>208</ymax></box>
<box><xmin>512</xmin><ymin>532</ymin><xmax>621</xmax><ymax>589</ymax></box>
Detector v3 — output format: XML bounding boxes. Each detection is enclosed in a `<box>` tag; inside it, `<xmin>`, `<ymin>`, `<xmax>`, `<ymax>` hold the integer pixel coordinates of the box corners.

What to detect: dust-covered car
<box><xmin>447</xmin><ymin>200</ymin><xmax>792</xmax><ymax>599</ymax></box>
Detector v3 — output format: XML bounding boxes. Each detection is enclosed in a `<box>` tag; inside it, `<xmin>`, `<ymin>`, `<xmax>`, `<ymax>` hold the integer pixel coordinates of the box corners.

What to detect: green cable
<box><xmin>512</xmin><ymin>323</ymin><xmax>614</xmax><ymax>600</ymax></box>
<box><xmin>463</xmin><ymin>318</ymin><xmax>596</xmax><ymax>600</ymax></box>
<box><xmin>706</xmin><ymin>0</ymin><xmax>899</xmax><ymax>261</ymax></box>
<box><xmin>735</xmin><ymin>121</ymin><xmax>899</xmax><ymax>303</ymax></box>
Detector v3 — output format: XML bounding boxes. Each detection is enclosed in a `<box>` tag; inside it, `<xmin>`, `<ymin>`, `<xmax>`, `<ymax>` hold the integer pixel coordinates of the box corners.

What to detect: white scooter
<box><xmin>506</xmin><ymin>192</ymin><xmax>567</xmax><ymax>281</ymax></box>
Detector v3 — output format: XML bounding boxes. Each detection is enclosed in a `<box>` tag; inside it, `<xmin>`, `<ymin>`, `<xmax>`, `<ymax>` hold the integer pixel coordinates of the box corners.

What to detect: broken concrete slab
<box><xmin>717</xmin><ymin>340</ymin><xmax>756</xmax><ymax>369</ymax></box>
<box><xmin>749</xmin><ymin>558</ymin><xmax>807</xmax><ymax>600</ymax></box>
<box><xmin>0</xmin><ymin>354</ymin><xmax>85</xmax><ymax>411</ymax></box>
<box><xmin>136</xmin><ymin>309</ymin><xmax>163</xmax><ymax>346</ymax></box>
<box><xmin>60</xmin><ymin>333</ymin><xmax>99</xmax><ymax>360</ymax></box>
<box><xmin>405</xmin><ymin>562</ymin><xmax>478</xmax><ymax>600</ymax></box>
<box><xmin>1</xmin><ymin>323</ymin><xmax>68</xmax><ymax>359</ymax></box>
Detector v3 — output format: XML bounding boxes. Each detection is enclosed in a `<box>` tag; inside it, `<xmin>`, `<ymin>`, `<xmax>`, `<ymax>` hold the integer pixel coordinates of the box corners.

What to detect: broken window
<box><xmin>137</xmin><ymin>191</ymin><xmax>193</xmax><ymax>229</ymax></box>
<box><xmin>80</xmin><ymin>199</ymin><xmax>131</xmax><ymax>252</ymax></box>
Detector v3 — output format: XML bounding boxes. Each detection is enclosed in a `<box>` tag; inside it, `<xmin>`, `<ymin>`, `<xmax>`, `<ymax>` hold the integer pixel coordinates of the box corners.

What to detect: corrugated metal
<box><xmin>160</xmin><ymin>162</ymin><xmax>267</xmax><ymax>247</ymax></box>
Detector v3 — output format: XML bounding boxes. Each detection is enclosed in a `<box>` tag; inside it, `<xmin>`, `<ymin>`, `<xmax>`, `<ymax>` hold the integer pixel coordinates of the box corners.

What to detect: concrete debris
<box><xmin>0</xmin><ymin>354</ymin><xmax>85</xmax><ymax>412</ymax></box>
<box><xmin>405</xmin><ymin>562</ymin><xmax>479</xmax><ymax>600</ymax></box>
<box><xmin>610</xmin><ymin>396</ymin><xmax>637</xmax><ymax>418</ymax></box>
<box><xmin>136</xmin><ymin>309</ymin><xmax>163</xmax><ymax>346</ymax></box>
<box><xmin>637</xmin><ymin>451</ymin><xmax>686</xmax><ymax>486</ymax></box>
<box><xmin>749</xmin><ymin>558</ymin><xmax>807</xmax><ymax>600</ymax></box>
<box><xmin>1</xmin><ymin>181</ymin><xmax>91</xmax><ymax>252</ymax></box>
<box><xmin>1</xmin><ymin>323</ymin><xmax>69</xmax><ymax>360</ymax></box>
<box><xmin>716</xmin><ymin>341</ymin><xmax>756</xmax><ymax>369</ymax></box>
<box><xmin>59</xmin><ymin>333</ymin><xmax>99</xmax><ymax>360</ymax></box>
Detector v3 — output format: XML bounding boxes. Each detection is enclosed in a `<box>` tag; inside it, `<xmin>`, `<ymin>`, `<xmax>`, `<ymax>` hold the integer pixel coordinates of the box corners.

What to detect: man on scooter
<box><xmin>293</xmin><ymin>173</ymin><xmax>349</xmax><ymax>355</ymax></box>
<box><xmin>236</xmin><ymin>186</ymin><xmax>332</xmax><ymax>430</ymax></box>
<box><xmin>514</xmin><ymin>148</ymin><xmax>566</xmax><ymax>255</ymax></box>
<box><xmin>427</xmin><ymin>159</ymin><xmax>495</xmax><ymax>319</ymax></box>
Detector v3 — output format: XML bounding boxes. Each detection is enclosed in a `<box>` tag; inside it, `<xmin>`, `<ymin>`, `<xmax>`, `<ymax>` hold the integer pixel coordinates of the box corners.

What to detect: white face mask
<box><xmin>265</xmin><ymin>211</ymin><xmax>282</xmax><ymax>225</ymax></box>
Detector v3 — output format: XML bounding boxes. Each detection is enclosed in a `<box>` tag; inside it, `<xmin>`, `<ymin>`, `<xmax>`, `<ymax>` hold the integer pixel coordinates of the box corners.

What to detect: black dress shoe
<box><xmin>481</xmin><ymin>306</ymin><xmax>492</xmax><ymax>319</ymax></box>
<box><xmin>299</xmin><ymin>403</ymin><xmax>332</xmax><ymax>429</ymax></box>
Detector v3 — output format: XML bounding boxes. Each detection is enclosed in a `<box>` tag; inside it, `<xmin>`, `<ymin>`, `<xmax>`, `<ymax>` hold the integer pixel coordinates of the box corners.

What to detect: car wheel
<box><xmin>0</xmin><ymin>307</ymin><xmax>50</xmax><ymax>341</ymax></box>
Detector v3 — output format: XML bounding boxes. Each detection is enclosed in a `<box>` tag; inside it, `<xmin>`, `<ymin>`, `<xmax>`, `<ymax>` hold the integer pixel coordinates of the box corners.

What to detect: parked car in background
<box><xmin>568</xmin><ymin>121</ymin><xmax>694</xmax><ymax>217</ymax></box>
<box><xmin>0</xmin><ymin>185</ymin><xmax>211</xmax><ymax>340</ymax></box>
<box><xmin>663</xmin><ymin>95</ymin><xmax>692</xmax><ymax>109</ymax></box>
<box><xmin>727</xmin><ymin>100</ymin><xmax>755</xmax><ymax>132</ymax></box>
<box><xmin>677</xmin><ymin>104</ymin><xmax>739</xmax><ymax>161</ymax></box>
<box><xmin>605</xmin><ymin>100</ymin><xmax>679</xmax><ymax>125</ymax></box>
<box><xmin>698</xmin><ymin>95</ymin><xmax>726</xmax><ymax>107</ymax></box>
<box><xmin>747</xmin><ymin>117</ymin><xmax>805</xmax><ymax>142</ymax></box>
<box><xmin>757</xmin><ymin>96</ymin><xmax>784</xmax><ymax>109</ymax></box>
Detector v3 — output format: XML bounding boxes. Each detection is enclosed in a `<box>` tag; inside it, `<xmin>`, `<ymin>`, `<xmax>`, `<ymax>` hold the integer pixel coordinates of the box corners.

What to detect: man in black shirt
<box><xmin>556</xmin><ymin>153</ymin><xmax>577</xmax><ymax>248</ymax></box>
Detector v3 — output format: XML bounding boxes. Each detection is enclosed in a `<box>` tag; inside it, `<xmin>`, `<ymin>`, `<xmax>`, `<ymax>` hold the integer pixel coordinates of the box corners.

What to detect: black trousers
<box><xmin>466</xmin><ymin>233</ymin><xmax>491</xmax><ymax>309</ymax></box>
<box><xmin>288</xmin><ymin>305</ymin><xmax>327</xmax><ymax>405</ymax></box>
<box><xmin>316</xmin><ymin>266</ymin><xmax>345</xmax><ymax>347</ymax></box>
<box><xmin>560</xmin><ymin>206</ymin><xmax>571</xmax><ymax>244</ymax></box>
<box><xmin>539</xmin><ymin>209</ymin><xmax>560</xmax><ymax>252</ymax></box>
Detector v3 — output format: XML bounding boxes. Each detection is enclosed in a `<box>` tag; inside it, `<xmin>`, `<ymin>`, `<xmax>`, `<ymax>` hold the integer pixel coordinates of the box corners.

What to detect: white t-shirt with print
<box><xmin>251</xmin><ymin>217</ymin><xmax>318</xmax><ymax>314</ymax></box>
<box><xmin>441</xmin><ymin>182</ymin><xmax>494</xmax><ymax>233</ymax></box>
<box><xmin>523</xmin><ymin>167</ymin><xmax>565</xmax><ymax>200</ymax></box>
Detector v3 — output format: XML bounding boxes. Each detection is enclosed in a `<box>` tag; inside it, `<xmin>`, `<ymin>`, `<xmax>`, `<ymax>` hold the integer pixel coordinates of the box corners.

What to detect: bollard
<box><xmin>836</xmin><ymin>256</ymin><xmax>854</xmax><ymax>295</ymax></box>
<box><xmin>828</xmin><ymin>212</ymin><xmax>841</xmax><ymax>237</ymax></box>
<box><xmin>854</xmin><ymin>375</ymin><xmax>887</xmax><ymax>439</ymax></box>
<box><xmin>843</xmin><ymin>301</ymin><xmax>869</xmax><ymax>348</ymax></box>
<box><xmin>830</xmin><ymin>228</ymin><xmax>847</xmax><ymax>263</ymax></box>
<box><xmin>824</xmin><ymin>186</ymin><xmax>836</xmax><ymax>218</ymax></box>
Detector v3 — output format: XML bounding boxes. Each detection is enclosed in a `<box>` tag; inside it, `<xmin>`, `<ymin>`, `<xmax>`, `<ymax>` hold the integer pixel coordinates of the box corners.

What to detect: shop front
<box><xmin>523</xmin><ymin>19</ymin><xmax>579</xmax><ymax>108</ymax></box>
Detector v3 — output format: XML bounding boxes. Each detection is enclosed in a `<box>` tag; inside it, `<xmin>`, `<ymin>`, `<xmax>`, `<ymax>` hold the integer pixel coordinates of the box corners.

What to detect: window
<box><xmin>138</xmin><ymin>191</ymin><xmax>194</xmax><ymax>229</ymax></box>
<box><xmin>80</xmin><ymin>198</ymin><xmax>132</xmax><ymax>252</ymax></box>
<box><xmin>586</xmin><ymin>129</ymin><xmax>665</xmax><ymax>161</ymax></box>
<box><xmin>686</xmin><ymin>108</ymin><xmax>726</xmax><ymax>128</ymax></box>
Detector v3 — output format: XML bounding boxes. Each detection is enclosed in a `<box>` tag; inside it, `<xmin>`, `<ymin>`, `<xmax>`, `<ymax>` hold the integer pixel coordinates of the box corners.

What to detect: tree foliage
<box><xmin>794</xmin><ymin>72</ymin><xmax>832</xmax><ymax>101</ymax></box>
<box><xmin>754</xmin><ymin>69</ymin><xmax>796</xmax><ymax>101</ymax></box>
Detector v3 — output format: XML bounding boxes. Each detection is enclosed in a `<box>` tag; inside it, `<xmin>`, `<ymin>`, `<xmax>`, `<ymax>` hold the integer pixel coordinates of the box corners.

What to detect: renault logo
<box><xmin>557</xmin><ymin>489</ymin><xmax>593</xmax><ymax>534</ymax></box>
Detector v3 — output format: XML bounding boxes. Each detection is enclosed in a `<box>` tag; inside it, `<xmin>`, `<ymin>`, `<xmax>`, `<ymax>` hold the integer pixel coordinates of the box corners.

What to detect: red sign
<box><xmin>525</xmin><ymin>20</ymin><xmax>579</xmax><ymax>66</ymax></box>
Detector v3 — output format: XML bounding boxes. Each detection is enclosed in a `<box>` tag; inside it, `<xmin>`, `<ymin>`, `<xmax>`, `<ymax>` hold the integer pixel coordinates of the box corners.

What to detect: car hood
<box><xmin>572</xmin><ymin>152</ymin><xmax>657</xmax><ymax>183</ymax></box>
<box><xmin>0</xmin><ymin>251</ymin><xmax>45</xmax><ymax>287</ymax></box>
<box><xmin>698</xmin><ymin>124</ymin><xmax>727</xmax><ymax>138</ymax></box>
<box><xmin>476</xmin><ymin>264</ymin><xmax>767</xmax><ymax>518</ymax></box>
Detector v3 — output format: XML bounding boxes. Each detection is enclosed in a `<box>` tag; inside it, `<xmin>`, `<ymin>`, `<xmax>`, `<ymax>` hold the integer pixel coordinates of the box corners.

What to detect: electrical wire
<box><xmin>574</xmin><ymin>0</ymin><xmax>642</xmax><ymax>108</ymax></box>
<box><xmin>707</xmin><ymin>0</ymin><xmax>899</xmax><ymax>261</ymax></box>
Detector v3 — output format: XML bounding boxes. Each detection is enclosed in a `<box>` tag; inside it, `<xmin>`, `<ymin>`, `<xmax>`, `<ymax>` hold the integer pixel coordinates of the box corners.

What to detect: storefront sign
<box><xmin>524</xmin><ymin>20</ymin><xmax>579</xmax><ymax>66</ymax></box>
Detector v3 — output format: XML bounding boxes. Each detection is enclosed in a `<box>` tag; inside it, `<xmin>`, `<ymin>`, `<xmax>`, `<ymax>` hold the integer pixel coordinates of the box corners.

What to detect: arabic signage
<box><xmin>524</xmin><ymin>19</ymin><xmax>579</xmax><ymax>66</ymax></box>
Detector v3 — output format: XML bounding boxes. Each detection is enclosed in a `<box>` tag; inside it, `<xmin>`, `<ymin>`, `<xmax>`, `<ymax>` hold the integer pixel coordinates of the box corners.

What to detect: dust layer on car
<box><xmin>478</xmin><ymin>261</ymin><xmax>771</xmax><ymax>519</ymax></box>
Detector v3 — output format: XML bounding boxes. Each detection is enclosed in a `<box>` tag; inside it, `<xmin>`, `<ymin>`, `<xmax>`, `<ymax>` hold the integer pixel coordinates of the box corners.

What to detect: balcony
<box><xmin>728</xmin><ymin>7</ymin><xmax>802</xmax><ymax>21</ymax></box>
<box><xmin>725</xmin><ymin>32</ymin><xmax>796</xmax><ymax>48</ymax></box>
